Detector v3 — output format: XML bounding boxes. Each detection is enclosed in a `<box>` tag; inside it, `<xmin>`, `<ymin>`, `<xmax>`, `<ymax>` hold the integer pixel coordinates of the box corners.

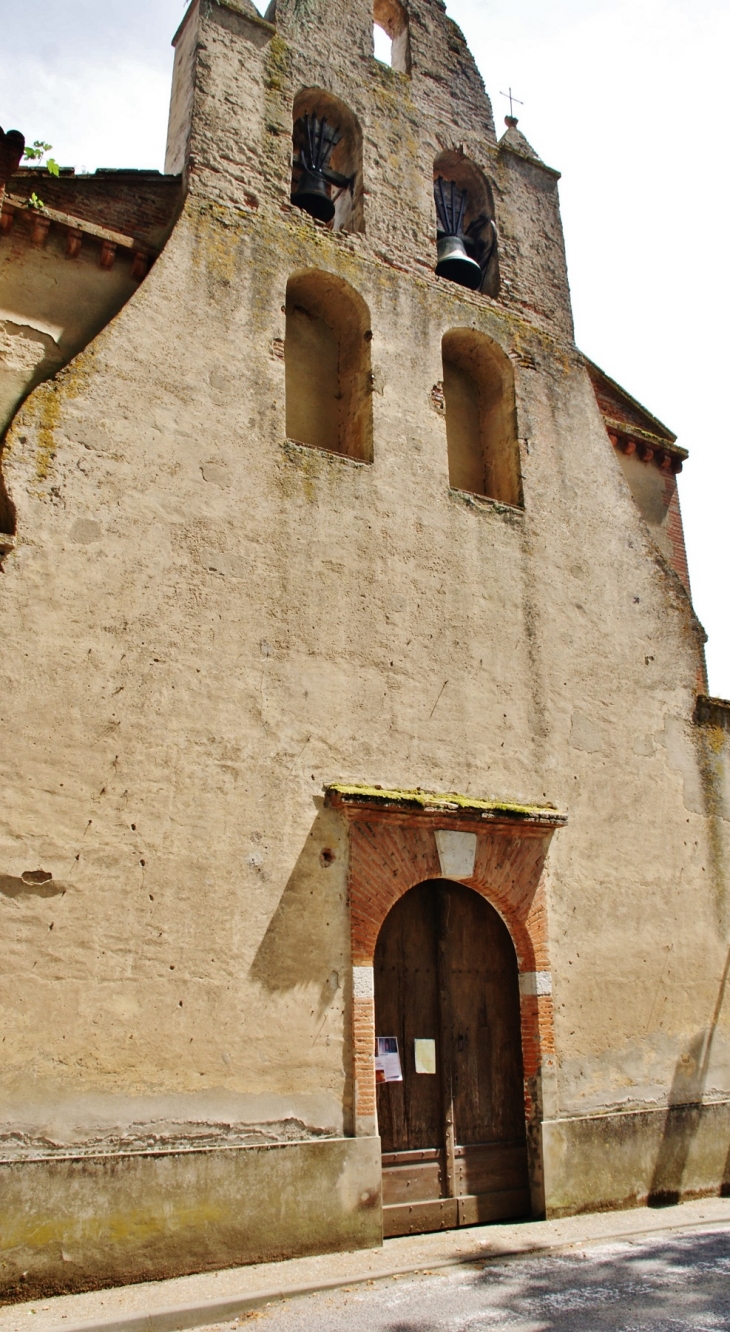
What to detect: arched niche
<box><xmin>373</xmin><ymin>0</ymin><xmax>411</xmax><ymax>73</ymax></box>
<box><xmin>291</xmin><ymin>88</ymin><xmax>364</xmax><ymax>234</ymax></box>
<box><xmin>433</xmin><ymin>149</ymin><xmax>500</xmax><ymax>298</ymax></box>
<box><xmin>285</xmin><ymin>270</ymin><xmax>373</xmax><ymax>463</ymax></box>
<box><xmin>442</xmin><ymin>328</ymin><xmax>521</xmax><ymax>506</ymax></box>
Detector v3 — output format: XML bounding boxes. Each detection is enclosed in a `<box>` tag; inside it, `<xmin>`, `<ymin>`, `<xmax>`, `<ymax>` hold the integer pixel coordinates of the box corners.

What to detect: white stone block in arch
<box><xmin>435</xmin><ymin>829</ymin><xmax>477</xmax><ymax>880</ymax></box>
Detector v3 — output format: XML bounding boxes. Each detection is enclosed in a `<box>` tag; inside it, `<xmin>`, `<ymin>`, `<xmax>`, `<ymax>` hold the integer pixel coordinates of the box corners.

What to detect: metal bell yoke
<box><xmin>434</xmin><ymin>177</ymin><xmax>483</xmax><ymax>291</ymax></box>
<box><xmin>292</xmin><ymin>114</ymin><xmax>345</xmax><ymax>224</ymax></box>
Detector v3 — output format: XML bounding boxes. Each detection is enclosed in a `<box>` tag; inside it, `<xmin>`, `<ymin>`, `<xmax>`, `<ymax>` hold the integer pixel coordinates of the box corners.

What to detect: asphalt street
<box><xmin>200</xmin><ymin>1224</ymin><xmax>730</xmax><ymax>1332</ymax></box>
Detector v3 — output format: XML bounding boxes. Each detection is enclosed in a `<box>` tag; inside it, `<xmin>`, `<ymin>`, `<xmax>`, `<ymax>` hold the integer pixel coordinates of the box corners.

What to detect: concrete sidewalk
<box><xmin>4</xmin><ymin>1196</ymin><xmax>730</xmax><ymax>1332</ymax></box>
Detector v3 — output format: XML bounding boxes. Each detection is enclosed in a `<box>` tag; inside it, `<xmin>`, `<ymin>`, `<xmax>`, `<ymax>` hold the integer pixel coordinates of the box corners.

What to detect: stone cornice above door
<box><xmin>325</xmin><ymin>784</ymin><xmax>567</xmax><ymax>834</ymax></box>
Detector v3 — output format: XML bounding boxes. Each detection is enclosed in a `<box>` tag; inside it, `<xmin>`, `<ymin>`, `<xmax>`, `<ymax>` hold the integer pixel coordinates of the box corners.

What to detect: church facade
<box><xmin>1</xmin><ymin>0</ymin><xmax>729</xmax><ymax>1300</ymax></box>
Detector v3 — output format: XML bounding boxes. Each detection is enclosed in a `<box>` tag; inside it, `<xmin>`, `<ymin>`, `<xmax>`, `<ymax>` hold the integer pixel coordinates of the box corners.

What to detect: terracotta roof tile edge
<box><xmin>601</xmin><ymin>416</ymin><xmax>688</xmax><ymax>458</ymax></box>
<box><xmin>583</xmin><ymin>354</ymin><xmax>678</xmax><ymax>445</ymax></box>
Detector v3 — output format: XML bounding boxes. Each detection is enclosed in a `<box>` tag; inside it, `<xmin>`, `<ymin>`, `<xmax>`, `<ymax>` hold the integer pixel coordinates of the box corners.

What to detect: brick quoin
<box><xmin>337</xmin><ymin>803</ymin><xmax>560</xmax><ymax>1135</ymax></box>
<box><xmin>663</xmin><ymin>472</ymin><xmax>692</xmax><ymax>594</ymax></box>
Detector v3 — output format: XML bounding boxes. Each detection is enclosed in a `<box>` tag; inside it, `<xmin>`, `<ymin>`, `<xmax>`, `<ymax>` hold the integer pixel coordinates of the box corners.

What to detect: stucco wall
<box><xmin>0</xmin><ymin>1136</ymin><xmax>381</xmax><ymax>1300</ymax></box>
<box><xmin>0</xmin><ymin>0</ymin><xmax>728</xmax><ymax>1267</ymax></box>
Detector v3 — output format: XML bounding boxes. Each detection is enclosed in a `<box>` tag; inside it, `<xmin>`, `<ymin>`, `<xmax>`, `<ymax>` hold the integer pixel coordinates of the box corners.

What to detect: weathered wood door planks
<box><xmin>374</xmin><ymin>879</ymin><xmax>530</xmax><ymax>1236</ymax></box>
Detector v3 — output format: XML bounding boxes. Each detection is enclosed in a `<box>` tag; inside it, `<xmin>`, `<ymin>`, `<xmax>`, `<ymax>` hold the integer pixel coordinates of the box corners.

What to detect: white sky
<box><xmin>3</xmin><ymin>0</ymin><xmax>728</xmax><ymax>696</ymax></box>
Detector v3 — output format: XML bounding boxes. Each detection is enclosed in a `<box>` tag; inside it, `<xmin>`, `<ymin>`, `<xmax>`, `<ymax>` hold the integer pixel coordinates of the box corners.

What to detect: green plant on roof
<box><xmin>22</xmin><ymin>141</ymin><xmax>60</xmax><ymax>211</ymax></box>
<box><xmin>23</xmin><ymin>141</ymin><xmax>60</xmax><ymax>177</ymax></box>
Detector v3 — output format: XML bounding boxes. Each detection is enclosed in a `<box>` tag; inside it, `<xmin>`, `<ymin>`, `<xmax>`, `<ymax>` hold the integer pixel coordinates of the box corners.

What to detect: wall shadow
<box><xmin>648</xmin><ymin>943</ymin><xmax>730</xmax><ymax>1206</ymax></box>
<box><xmin>249</xmin><ymin>801</ymin><xmax>349</xmax><ymax>1018</ymax></box>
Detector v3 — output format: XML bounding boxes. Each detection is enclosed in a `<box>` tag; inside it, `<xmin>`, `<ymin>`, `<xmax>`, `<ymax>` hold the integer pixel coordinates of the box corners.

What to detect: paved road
<box><xmin>201</xmin><ymin>1225</ymin><xmax>730</xmax><ymax>1332</ymax></box>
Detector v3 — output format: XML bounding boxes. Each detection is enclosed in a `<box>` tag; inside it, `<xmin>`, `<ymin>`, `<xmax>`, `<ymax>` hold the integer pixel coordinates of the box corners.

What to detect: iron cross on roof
<box><xmin>500</xmin><ymin>87</ymin><xmax>524</xmax><ymax>123</ymax></box>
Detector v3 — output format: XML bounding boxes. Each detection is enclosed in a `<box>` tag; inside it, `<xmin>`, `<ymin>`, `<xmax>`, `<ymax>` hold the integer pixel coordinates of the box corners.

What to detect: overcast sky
<box><xmin>2</xmin><ymin>0</ymin><xmax>728</xmax><ymax>696</ymax></box>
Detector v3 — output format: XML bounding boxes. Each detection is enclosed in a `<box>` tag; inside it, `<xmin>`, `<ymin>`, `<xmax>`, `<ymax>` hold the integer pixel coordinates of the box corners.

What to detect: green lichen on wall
<box><xmin>34</xmin><ymin>388</ymin><xmax>61</xmax><ymax>482</ymax></box>
<box><xmin>6</xmin><ymin>352</ymin><xmax>93</xmax><ymax>485</ymax></box>
<box><xmin>190</xmin><ymin>201</ymin><xmax>250</xmax><ymax>289</ymax></box>
<box><xmin>263</xmin><ymin>33</ymin><xmax>290</xmax><ymax>93</ymax></box>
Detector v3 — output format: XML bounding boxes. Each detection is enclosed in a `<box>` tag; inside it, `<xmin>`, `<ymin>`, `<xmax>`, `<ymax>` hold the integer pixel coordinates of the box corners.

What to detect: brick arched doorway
<box><xmin>325</xmin><ymin>784</ymin><xmax>566</xmax><ymax>1229</ymax></box>
<box><xmin>376</xmin><ymin>877</ymin><xmax>529</xmax><ymax>1235</ymax></box>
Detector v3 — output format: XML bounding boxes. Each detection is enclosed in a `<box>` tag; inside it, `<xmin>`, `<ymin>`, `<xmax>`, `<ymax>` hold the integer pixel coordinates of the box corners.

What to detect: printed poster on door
<box><xmin>375</xmin><ymin>1036</ymin><xmax>403</xmax><ymax>1083</ymax></box>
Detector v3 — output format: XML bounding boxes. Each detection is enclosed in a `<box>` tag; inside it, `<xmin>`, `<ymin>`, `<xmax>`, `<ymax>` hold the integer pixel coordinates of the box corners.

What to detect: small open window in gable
<box><xmin>442</xmin><ymin>329</ymin><xmax>521</xmax><ymax>506</ymax></box>
<box><xmin>285</xmin><ymin>270</ymin><xmax>373</xmax><ymax>463</ymax></box>
<box><xmin>373</xmin><ymin>0</ymin><xmax>411</xmax><ymax>74</ymax></box>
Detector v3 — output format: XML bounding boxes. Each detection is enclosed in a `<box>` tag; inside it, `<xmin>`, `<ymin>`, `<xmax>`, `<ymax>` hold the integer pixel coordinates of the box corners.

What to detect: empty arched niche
<box><xmin>433</xmin><ymin>149</ymin><xmax>500</xmax><ymax>297</ymax></box>
<box><xmin>442</xmin><ymin>329</ymin><xmax>521</xmax><ymax>505</ymax></box>
<box><xmin>373</xmin><ymin>0</ymin><xmax>411</xmax><ymax>73</ymax></box>
<box><xmin>291</xmin><ymin>89</ymin><xmax>364</xmax><ymax>234</ymax></box>
<box><xmin>285</xmin><ymin>270</ymin><xmax>373</xmax><ymax>463</ymax></box>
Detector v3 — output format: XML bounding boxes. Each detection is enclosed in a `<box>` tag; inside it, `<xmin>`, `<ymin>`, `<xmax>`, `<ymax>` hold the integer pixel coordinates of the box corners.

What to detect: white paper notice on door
<box><xmin>375</xmin><ymin>1037</ymin><xmax>403</xmax><ymax>1083</ymax></box>
<box><xmin>414</xmin><ymin>1038</ymin><xmax>436</xmax><ymax>1074</ymax></box>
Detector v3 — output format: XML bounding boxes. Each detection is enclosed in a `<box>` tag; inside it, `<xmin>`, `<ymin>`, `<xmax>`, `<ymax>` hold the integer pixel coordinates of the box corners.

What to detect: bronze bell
<box><xmin>291</xmin><ymin>166</ymin><xmax>336</xmax><ymax>223</ymax></box>
<box><xmin>436</xmin><ymin>234</ymin><xmax>482</xmax><ymax>290</ymax></box>
<box><xmin>292</xmin><ymin>113</ymin><xmax>342</xmax><ymax>224</ymax></box>
<box><xmin>434</xmin><ymin>177</ymin><xmax>483</xmax><ymax>291</ymax></box>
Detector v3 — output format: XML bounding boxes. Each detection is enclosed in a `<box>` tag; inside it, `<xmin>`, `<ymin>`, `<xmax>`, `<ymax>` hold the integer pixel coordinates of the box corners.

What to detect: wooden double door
<box><xmin>375</xmin><ymin>879</ymin><xmax>530</xmax><ymax>1237</ymax></box>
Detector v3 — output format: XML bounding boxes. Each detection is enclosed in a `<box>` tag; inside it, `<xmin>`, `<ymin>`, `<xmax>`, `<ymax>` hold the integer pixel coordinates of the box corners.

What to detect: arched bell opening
<box><xmin>374</xmin><ymin>878</ymin><xmax>531</xmax><ymax>1236</ymax></box>
<box><xmin>433</xmin><ymin>149</ymin><xmax>500</xmax><ymax>297</ymax></box>
<box><xmin>442</xmin><ymin>328</ymin><xmax>521</xmax><ymax>506</ymax></box>
<box><xmin>284</xmin><ymin>269</ymin><xmax>373</xmax><ymax>462</ymax></box>
<box><xmin>291</xmin><ymin>89</ymin><xmax>364</xmax><ymax>234</ymax></box>
<box><xmin>373</xmin><ymin>0</ymin><xmax>411</xmax><ymax>73</ymax></box>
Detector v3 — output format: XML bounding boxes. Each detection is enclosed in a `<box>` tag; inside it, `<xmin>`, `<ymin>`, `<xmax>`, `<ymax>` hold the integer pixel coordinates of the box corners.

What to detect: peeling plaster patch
<box><xmin>660</xmin><ymin>716</ymin><xmax>705</xmax><ymax>816</ymax></box>
<box><xmin>0</xmin><ymin>320</ymin><xmax>55</xmax><ymax>374</ymax></box>
<box><xmin>570</xmin><ymin>711</ymin><xmax>604</xmax><ymax>754</ymax></box>
<box><xmin>209</xmin><ymin>367</ymin><xmax>233</xmax><ymax>392</ymax></box>
<box><xmin>352</xmin><ymin>965</ymin><xmax>374</xmax><ymax>999</ymax></box>
<box><xmin>634</xmin><ymin>733</ymin><xmax>655</xmax><ymax>757</ymax></box>
<box><xmin>0</xmin><ymin>871</ymin><xmax>64</xmax><ymax>899</ymax></box>
<box><xmin>0</xmin><ymin>1090</ymin><xmax>345</xmax><ymax>1157</ymax></box>
<box><xmin>200</xmin><ymin>548</ymin><xmax>247</xmax><ymax>578</ymax></box>
<box><xmin>70</xmin><ymin>519</ymin><xmax>102</xmax><ymax>544</ymax></box>
<box><xmin>0</xmin><ymin>1118</ymin><xmax>336</xmax><ymax>1159</ymax></box>
<box><xmin>435</xmin><ymin>829</ymin><xmax>477</xmax><ymax>879</ymax></box>
<box><xmin>73</xmin><ymin>423</ymin><xmax>113</xmax><ymax>453</ymax></box>
<box><xmin>201</xmin><ymin>463</ymin><xmax>231</xmax><ymax>487</ymax></box>
<box><xmin>0</xmin><ymin>304</ymin><xmax>63</xmax><ymax>341</ymax></box>
<box><xmin>370</xmin><ymin>366</ymin><xmax>385</xmax><ymax>396</ymax></box>
<box><xmin>519</xmin><ymin>971</ymin><xmax>552</xmax><ymax>996</ymax></box>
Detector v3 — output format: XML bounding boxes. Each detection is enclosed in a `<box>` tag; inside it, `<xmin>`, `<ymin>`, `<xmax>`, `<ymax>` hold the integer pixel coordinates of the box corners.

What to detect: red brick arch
<box><xmin>325</xmin><ymin>792</ymin><xmax>563</xmax><ymax>1143</ymax></box>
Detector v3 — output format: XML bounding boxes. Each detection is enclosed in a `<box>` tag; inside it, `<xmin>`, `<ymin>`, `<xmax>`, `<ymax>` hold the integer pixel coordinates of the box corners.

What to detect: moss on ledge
<box><xmin>326</xmin><ymin>784</ymin><xmax>567</xmax><ymax>825</ymax></box>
